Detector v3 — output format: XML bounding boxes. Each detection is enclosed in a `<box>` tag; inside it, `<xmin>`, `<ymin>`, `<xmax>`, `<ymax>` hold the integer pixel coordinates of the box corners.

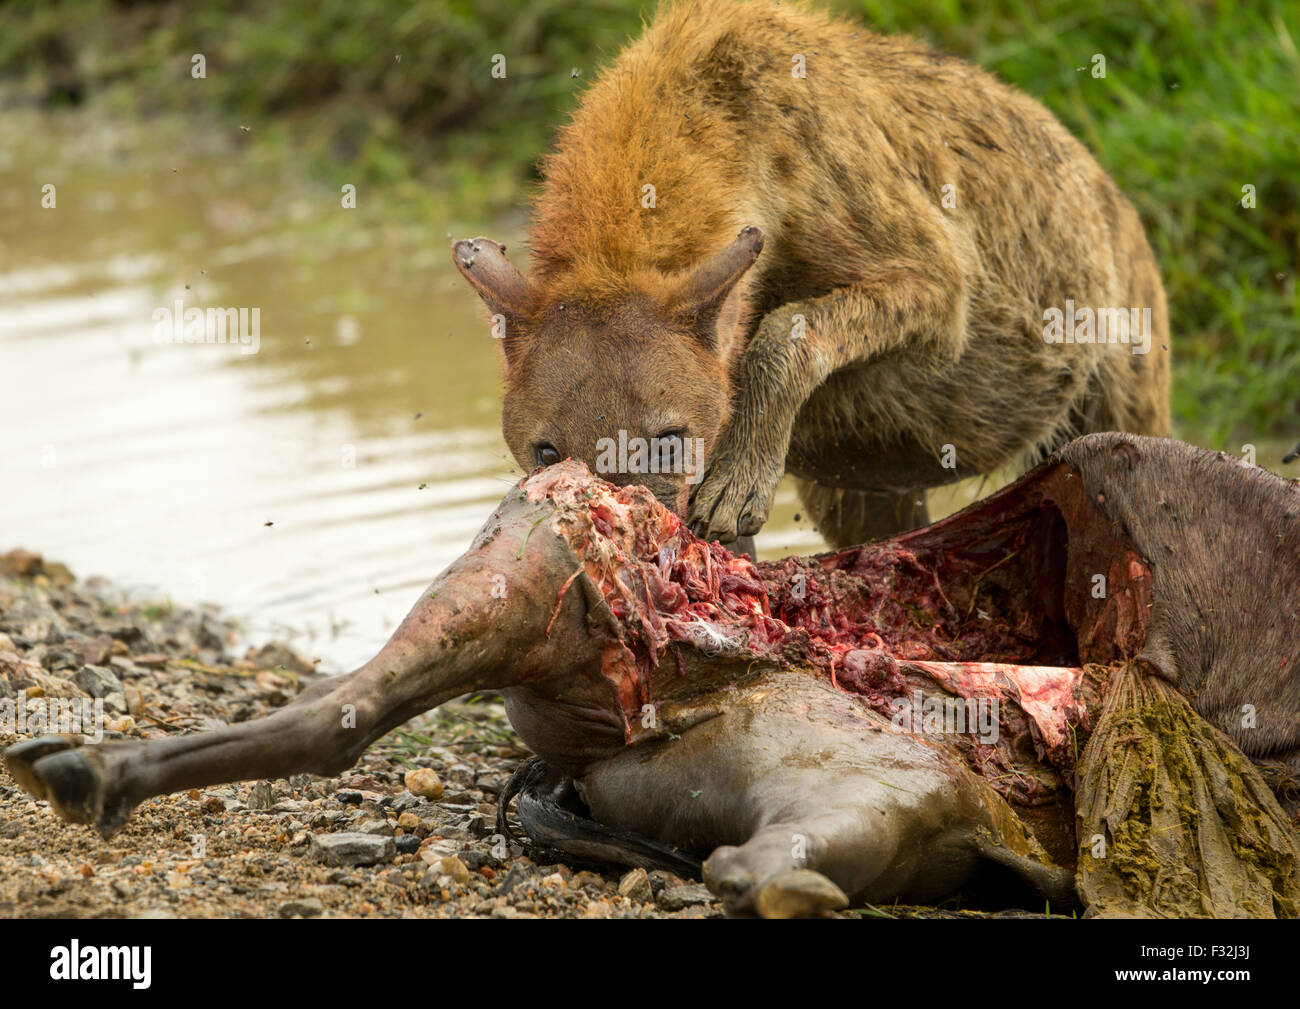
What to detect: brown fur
<box><xmin>453</xmin><ymin>0</ymin><xmax>1171</xmax><ymax>546</ymax></box>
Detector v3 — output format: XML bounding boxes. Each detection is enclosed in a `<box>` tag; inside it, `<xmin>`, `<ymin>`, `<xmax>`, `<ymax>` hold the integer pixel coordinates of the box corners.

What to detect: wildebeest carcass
<box><xmin>7</xmin><ymin>433</ymin><xmax>1299</xmax><ymax>917</ymax></box>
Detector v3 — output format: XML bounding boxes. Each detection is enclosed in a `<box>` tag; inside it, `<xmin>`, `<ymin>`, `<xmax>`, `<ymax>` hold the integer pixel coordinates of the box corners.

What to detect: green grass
<box><xmin>0</xmin><ymin>0</ymin><xmax>644</xmax><ymax>212</ymax></box>
<box><xmin>1</xmin><ymin>0</ymin><xmax>1296</xmax><ymax>442</ymax></box>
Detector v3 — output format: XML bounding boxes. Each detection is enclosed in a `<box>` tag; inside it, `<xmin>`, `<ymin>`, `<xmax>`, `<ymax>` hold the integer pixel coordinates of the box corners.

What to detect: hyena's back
<box><xmin>531</xmin><ymin>0</ymin><xmax>1171</xmax><ymax>478</ymax></box>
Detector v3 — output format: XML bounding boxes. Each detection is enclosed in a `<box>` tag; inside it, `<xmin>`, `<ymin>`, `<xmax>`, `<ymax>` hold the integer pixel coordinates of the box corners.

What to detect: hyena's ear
<box><xmin>671</xmin><ymin>225</ymin><xmax>764</xmax><ymax>352</ymax></box>
<box><xmin>451</xmin><ymin>237</ymin><xmax>533</xmax><ymax>362</ymax></box>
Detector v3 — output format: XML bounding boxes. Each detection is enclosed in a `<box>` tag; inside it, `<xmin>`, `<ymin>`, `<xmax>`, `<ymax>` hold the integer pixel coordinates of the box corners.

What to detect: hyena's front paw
<box><xmin>687</xmin><ymin>448</ymin><xmax>782</xmax><ymax>543</ymax></box>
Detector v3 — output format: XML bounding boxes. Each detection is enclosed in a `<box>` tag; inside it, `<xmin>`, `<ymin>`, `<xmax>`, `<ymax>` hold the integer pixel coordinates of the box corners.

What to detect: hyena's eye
<box><xmin>535</xmin><ymin>443</ymin><xmax>561</xmax><ymax>467</ymax></box>
<box><xmin>654</xmin><ymin>429</ymin><xmax>685</xmax><ymax>470</ymax></box>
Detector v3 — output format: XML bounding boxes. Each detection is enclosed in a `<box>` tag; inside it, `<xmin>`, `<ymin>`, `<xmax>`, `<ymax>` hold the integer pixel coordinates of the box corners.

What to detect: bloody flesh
<box><xmin>526</xmin><ymin>462</ymin><xmax>1151</xmax><ymax>807</ymax></box>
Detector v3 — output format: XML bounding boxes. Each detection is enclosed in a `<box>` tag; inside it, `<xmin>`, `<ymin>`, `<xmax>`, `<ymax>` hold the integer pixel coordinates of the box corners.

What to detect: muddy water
<box><xmin>0</xmin><ymin>116</ymin><xmax>835</xmax><ymax>669</ymax></box>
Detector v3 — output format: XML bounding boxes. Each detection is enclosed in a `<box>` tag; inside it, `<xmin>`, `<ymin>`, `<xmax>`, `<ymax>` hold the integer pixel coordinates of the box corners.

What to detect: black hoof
<box><xmin>5</xmin><ymin>738</ymin><xmax>132</xmax><ymax>835</ymax></box>
<box><xmin>4</xmin><ymin>734</ymin><xmax>83</xmax><ymax>799</ymax></box>
<box><xmin>27</xmin><ymin>747</ymin><xmax>106</xmax><ymax>825</ymax></box>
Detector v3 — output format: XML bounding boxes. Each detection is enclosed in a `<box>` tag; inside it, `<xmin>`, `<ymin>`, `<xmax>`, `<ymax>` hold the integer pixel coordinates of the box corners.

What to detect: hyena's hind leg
<box><xmin>1066</xmin><ymin>231</ymin><xmax>1171</xmax><ymax>441</ymax></box>
<box><xmin>1032</xmin><ymin>349</ymin><xmax>1172</xmax><ymax>472</ymax></box>
<box><xmin>1086</xmin><ymin>345</ymin><xmax>1172</xmax><ymax>438</ymax></box>
<box><xmin>795</xmin><ymin>479</ymin><xmax>930</xmax><ymax>548</ymax></box>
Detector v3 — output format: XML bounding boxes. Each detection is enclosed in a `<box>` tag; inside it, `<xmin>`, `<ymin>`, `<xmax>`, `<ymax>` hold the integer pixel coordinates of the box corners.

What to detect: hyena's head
<box><xmin>451</xmin><ymin>227</ymin><xmax>764</xmax><ymax>515</ymax></box>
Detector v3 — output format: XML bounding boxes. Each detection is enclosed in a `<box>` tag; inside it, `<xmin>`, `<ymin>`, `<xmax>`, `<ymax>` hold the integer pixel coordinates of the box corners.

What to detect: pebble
<box><xmin>307</xmin><ymin>833</ymin><xmax>396</xmax><ymax>867</ymax></box>
<box><xmin>429</xmin><ymin>855</ymin><xmax>471</xmax><ymax>885</ymax></box>
<box><xmin>443</xmin><ymin>764</ymin><xmax>475</xmax><ymax>787</ymax></box>
<box><xmin>278</xmin><ymin>897</ymin><xmax>325</xmax><ymax>918</ymax></box>
<box><xmin>658</xmin><ymin>883</ymin><xmax>714</xmax><ymax>910</ymax></box>
<box><xmin>73</xmin><ymin>663</ymin><xmax>122</xmax><ymax>699</ymax></box>
<box><xmin>618</xmin><ymin>868</ymin><xmax>653</xmax><ymax>902</ymax></box>
<box><xmin>404</xmin><ymin>768</ymin><xmax>443</xmax><ymax>800</ymax></box>
<box><xmin>71</xmin><ymin>635</ymin><xmax>113</xmax><ymax>666</ymax></box>
<box><xmin>249</xmin><ymin>642</ymin><xmax>315</xmax><ymax>675</ymax></box>
<box><xmin>123</xmin><ymin>686</ymin><xmax>146</xmax><ymax>715</ymax></box>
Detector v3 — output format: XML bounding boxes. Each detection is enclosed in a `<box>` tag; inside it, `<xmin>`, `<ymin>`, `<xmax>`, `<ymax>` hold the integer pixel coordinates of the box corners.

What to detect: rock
<box><xmin>278</xmin><ymin>897</ymin><xmax>325</xmax><ymax>918</ymax></box>
<box><xmin>255</xmin><ymin>670</ymin><xmax>295</xmax><ymax>701</ymax></box>
<box><xmin>416</xmin><ymin>838</ymin><xmax>461</xmax><ymax>865</ymax></box>
<box><xmin>648</xmin><ymin>869</ymin><xmax>686</xmax><ymax>894</ymax></box>
<box><xmin>308</xmin><ymin>833</ymin><xmax>396</xmax><ymax>867</ymax></box>
<box><xmin>396</xmin><ymin>811</ymin><xmax>420</xmax><ymax>830</ymax></box>
<box><xmin>657</xmin><ymin>883</ymin><xmax>713</xmax><ymax>910</ymax></box>
<box><xmin>42</xmin><ymin>561</ymin><xmax>74</xmax><ymax>585</ymax></box>
<box><xmin>123</xmin><ymin>686</ymin><xmax>146</xmax><ymax>715</ymax></box>
<box><xmin>0</xmin><ymin>549</ymin><xmax>44</xmax><ymax>577</ymax></box>
<box><xmin>250</xmin><ymin>642</ymin><xmax>314</xmax><ymax>675</ymax></box>
<box><xmin>247</xmin><ymin>781</ymin><xmax>276</xmax><ymax>810</ymax></box>
<box><xmin>570</xmin><ymin>871</ymin><xmax>608</xmax><ymax>893</ymax></box>
<box><xmin>424</xmin><ymin>855</ymin><xmax>471</xmax><ymax>886</ymax></box>
<box><xmin>70</xmin><ymin>635</ymin><xmax>114</xmax><ymax>666</ymax></box>
<box><xmin>460</xmin><ymin>848</ymin><xmax>503</xmax><ymax>872</ymax></box>
<box><xmin>391</xmin><ymin>793</ymin><xmax>419</xmax><ymax>813</ymax></box>
<box><xmin>443</xmin><ymin>764</ymin><xmax>475</xmax><ymax>788</ymax></box>
<box><xmin>354</xmin><ymin>818</ymin><xmax>393</xmax><ymax>837</ymax></box>
<box><xmin>73</xmin><ymin>664</ymin><xmax>123</xmax><ymax>699</ymax></box>
<box><xmin>195</xmin><ymin>617</ymin><xmax>226</xmax><ymax>652</ymax></box>
<box><xmin>41</xmin><ymin>647</ymin><xmax>80</xmax><ymax>671</ymax></box>
<box><xmin>618</xmin><ymin>868</ymin><xmax>653</xmax><ymax>902</ymax></box>
<box><xmin>404</xmin><ymin>768</ymin><xmax>443</xmax><ymax>800</ymax></box>
<box><xmin>496</xmin><ymin>863</ymin><xmax>534</xmax><ymax>895</ymax></box>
